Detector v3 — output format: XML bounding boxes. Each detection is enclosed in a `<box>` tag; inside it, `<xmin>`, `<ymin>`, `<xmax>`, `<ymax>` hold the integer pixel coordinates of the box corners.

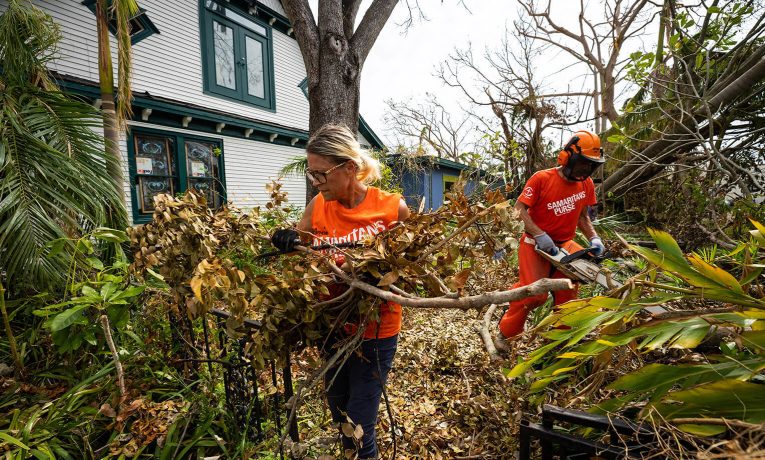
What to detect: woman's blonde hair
<box><xmin>306</xmin><ymin>124</ymin><xmax>381</xmax><ymax>184</ymax></box>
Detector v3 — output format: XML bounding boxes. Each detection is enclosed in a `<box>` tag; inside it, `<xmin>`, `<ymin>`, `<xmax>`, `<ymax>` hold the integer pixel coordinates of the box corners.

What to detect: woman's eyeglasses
<box><xmin>305</xmin><ymin>161</ymin><xmax>349</xmax><ymax>185</ymax></box>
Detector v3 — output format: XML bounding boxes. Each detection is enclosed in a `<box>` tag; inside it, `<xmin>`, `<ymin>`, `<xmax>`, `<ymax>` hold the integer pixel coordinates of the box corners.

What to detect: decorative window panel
<box><xmin>202</xmin><ymin>0</ymin><xmax>275</xmax><ymax>110</ymax></box>
<box><xmin>129</xmin><ymin>130</ymin><xmax>225</xmax><ymax>223</ymax></box>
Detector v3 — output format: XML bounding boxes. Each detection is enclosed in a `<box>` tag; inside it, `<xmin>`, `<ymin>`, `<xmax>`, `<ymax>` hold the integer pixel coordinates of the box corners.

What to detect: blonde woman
<box><xmin>271</xmin><ymin>124</ymin><xmax>409</xmax><ymax>458</ymax></box>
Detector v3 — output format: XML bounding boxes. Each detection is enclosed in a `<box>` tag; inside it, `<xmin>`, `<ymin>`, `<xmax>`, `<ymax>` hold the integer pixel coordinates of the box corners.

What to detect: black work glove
<box><xmin>271</xmin><ymin>229</ymin><xmax>300</xmax><ymax>253</ymax></box>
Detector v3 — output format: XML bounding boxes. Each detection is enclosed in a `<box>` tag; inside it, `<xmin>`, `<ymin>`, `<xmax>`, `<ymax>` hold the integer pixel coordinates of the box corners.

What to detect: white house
<box><xmin>0</xmin><ymin>0</ymin><xmax>385</xmax><ymax>223</ymax></box>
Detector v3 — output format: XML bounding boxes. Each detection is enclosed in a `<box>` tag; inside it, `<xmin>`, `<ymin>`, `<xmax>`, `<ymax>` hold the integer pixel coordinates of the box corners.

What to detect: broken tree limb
<box><xmin>476</xmin><ymin>304</ymin><xmax>502</xmax><ymax>362</ymax></box>
<box><xmin>307</xmin><ymin>247</ymin><xmax>573</xmax><ymax>309</ymax></box>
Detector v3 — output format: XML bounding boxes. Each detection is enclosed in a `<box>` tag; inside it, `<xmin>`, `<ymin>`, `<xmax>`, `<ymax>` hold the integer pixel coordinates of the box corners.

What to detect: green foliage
<box><xmin>506</xmin><ymin>222</ymin><xmax>765</xmax><ymax>435</ymax></box>
<box><xmin>31</xmin><ymin>228</ymin><xmax>143</xmax><ymax>354</ymax></box>
<box><xmin>619</xmin><ymin>171</ymin><xmax>765</xmax><ymax>249</ymax></box>
<box><xmin>0</xmin><ymin>0</ymin><xmax>128</xmax><ymax>292</ymax></box>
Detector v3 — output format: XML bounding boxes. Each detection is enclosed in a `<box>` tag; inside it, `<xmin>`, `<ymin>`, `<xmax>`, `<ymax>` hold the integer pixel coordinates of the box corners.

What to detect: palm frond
<box><xmin>279</xmin><ymin>156</ymin><xmax>308</xmax><ymax>177</ymax></box>
<box><xmin>111</xmin><ymin>0</ymin><xmax>138</xmax><ymax>131</ymax></box>
<box><xmin>0</xmin><ymin>1</ymin><xmax>127</xmax><ymax>292</ymax></box>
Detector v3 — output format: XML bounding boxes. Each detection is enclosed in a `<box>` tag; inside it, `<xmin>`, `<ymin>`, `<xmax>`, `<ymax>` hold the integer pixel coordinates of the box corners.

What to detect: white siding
<box><xmin>127</xmin><ymin>121</ymin><xmax>306</xmax><ymax>224</ymax></box>
<box><xmin>257</xmin><ymin>0</ymin><xmax>286</xmax><ymax>16</ymax></box>
<box><xmin>21</xmin><ymin>0</ymin><xmax>309</xmax><ymax>130</ymax></box>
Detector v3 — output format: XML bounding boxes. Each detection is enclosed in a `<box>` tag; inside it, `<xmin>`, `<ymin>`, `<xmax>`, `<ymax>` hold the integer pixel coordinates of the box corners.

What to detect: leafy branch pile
<box><xmin>507</xmin><ymin>221</ymin><xmax>765</xmax><ymax>443</ymax></box>
<box><xmin>129</xmin><ymin>183</ymin><xmax>523</xmax><ymax>367</ymax></box>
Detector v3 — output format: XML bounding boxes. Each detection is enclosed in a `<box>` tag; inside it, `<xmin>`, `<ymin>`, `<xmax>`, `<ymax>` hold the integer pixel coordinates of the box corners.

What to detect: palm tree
<box><xmin>0</xmin><ymin>0</ymin><xmax>128</xmax><ymax>291</ymax></box>
<box><xmin>95</xmin><ymin>0</ymin><xmax>138</xmax><ymax>196</ymax></box>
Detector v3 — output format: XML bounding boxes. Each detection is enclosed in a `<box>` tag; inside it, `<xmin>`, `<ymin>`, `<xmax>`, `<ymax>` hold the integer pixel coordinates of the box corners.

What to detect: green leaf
<box><xmin>92</xmin><ymin>227</ymin><xmax>128</xmax><ymax>243</ymax></box>
<box><xmin>648</xmin><ymin>228</ymin><xmax>686</xmax><ymax>264</ymax></box>
<box><xmin>113</xmin><ymin>285</ymin><xmax>145</xmax><ymax>300</ymax></box>
<box><xmin>49</xmin><ymin>304</ymin><xmax>88</xmax><ymax>332</ymax></box>
<box><xmin>0</xmin><ymin>431</ymin><xmax>31</xmax><ymax>450</ymax></box>
<box><xmin>669</xmin><ymin>325</ymin><xmax>708</xmax><ymax>349</ymax></box>
<box><xmin>86</xmin><ymin>257</ymin><xmax>105</xmax><ymax>270</ymax></box>
<box><xmin>84</xmin><ymin>330</ymin><xmax>98</xmax><ymax>346</ymax></box>
<box><xmin>76</xmin><ymin>238</ymin><xmax>94</xmax><ymax>255</ymax></box>
<box><xmin>687</xmin><ymin>254</ymin><xmax>744</xmax><ymax>294</ymax></box>
<box><xmin>649</xmin><ymin>380</ymin><xmax>765</xmax><ymax>424</ymax></box>
<box><xmin>100</xmin><ymin>282</ymin><xmax>118</xmax><ymax>301</ymax></box>
<box><xmin>676</xmin><ymin>424</ymin><xmax>726</xmax><ymax>436</ymax></box>
<box><xmin>740</xmin><ymin>331</ymin><xmax>765</xmax><ymax>352</ymax></box>
<box><xmin>629</xmin><ymin>245</ymin><xmax>718</xmax><ymax>290</ymax></box>
<box><xmin>46</xmin><ymin>238</ymin><xmax>68</xmax><ymax>259</ymax></box>
<box><xmin>504</xmin><ymin>340</ymin><xmax>564</xmax><ymax>379</ymax></box>
<box><xmin>740</xmin><ymin>267</ymin><xmax>764</xmax><ymax>286</ymax></box>
<box><xmin>609</xmin><ymin>359</ymin><xmax>765</xmax><ymax>395</ymax></box>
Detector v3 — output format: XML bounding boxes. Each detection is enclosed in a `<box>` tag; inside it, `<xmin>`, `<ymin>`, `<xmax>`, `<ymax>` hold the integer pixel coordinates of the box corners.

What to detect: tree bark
<box><xmin>96</xmin><ymin>0</ymin><xmax>125</xmax><ymax>200</ymax></box>
<box><xmin>101</xmin><ymin>314</ymin><xmax>127</xmax><ymax>400</ymax></box>
<box><xmin>282</xmin><ymin>0</ymin><xmax>398</xmax><ymax>204</ymax></box>
<box><xmin>282</xmin><ymin>0</ymin><xmax>398</xmax><ymax>133</ymax></box>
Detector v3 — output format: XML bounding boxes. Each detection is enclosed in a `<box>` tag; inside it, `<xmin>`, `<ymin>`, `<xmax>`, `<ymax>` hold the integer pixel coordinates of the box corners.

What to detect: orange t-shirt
<box><xmin>517</xmin><ymin>168</ymin><xmax>596</xmax><ymax>242</ymax></box>
<box><xmin>311</xmin><ymin>187</ymin><xmax>403</xmax><ymax>339</ymax></box>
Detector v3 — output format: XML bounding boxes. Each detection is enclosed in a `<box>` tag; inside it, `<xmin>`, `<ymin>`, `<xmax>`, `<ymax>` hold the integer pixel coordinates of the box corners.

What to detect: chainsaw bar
<box><xmin>535</xmin><ymin>246</ymin><xmax>666</xmax><ymax>315</ymax></box>
<box><xmin>535</xmin><ymin>247</ymin><xmax>621</xmax><ymax>290</ymax></box>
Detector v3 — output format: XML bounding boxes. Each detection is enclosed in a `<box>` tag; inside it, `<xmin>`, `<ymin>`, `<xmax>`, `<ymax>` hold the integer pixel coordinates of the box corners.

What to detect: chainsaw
<box><xmin>535</xmin><ymin>246</ymin><xmax>666</xmax><ymax>315</ymax></box>
<box><xmin>535</xmin><ymin>246</ymin><xmax>621</xmax><ymax>290</ymax></box>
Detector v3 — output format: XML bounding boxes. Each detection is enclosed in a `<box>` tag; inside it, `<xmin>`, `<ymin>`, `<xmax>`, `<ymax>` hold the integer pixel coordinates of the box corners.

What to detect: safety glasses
<box><xmin>305</xmin><ymin>160</ymin><xmax>349</xmax><ymax>185</ymax></box>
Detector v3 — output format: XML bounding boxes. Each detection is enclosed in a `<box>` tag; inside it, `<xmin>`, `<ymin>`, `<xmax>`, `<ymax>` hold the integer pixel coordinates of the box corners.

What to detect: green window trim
<box><xmin>127</xmin><ymin>127</ymin><xmax>227</xmax><ymax>224</ymax></box>
<box><xmin>443</xmin><ymin>174</ymin><xmax>459</xmax><ymax>190</ymax></box>
<box><xmin>443</xmin><ymin>174</ymin><xmax>458</xmax><ymax>204</ymax></box>
<box><xmin>200</xmin><ymin>0</ymin><xmax>276</xmax><ymax>111</ymax></box>
<box><xmin>82</xmin><ymin>0</ymin><xmax>159</xmax><ymax>45</ymax></box>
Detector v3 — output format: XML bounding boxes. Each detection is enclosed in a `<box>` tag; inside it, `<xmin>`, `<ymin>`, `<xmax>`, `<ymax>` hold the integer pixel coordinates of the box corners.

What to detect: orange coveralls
<box><xmin>499</xmin><ymin>168</ymin><xmax>597</xmax><ymax>338</ymax></box>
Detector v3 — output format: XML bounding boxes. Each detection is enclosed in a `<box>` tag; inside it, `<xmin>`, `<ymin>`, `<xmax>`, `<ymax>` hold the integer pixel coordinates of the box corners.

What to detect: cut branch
<box><xmin>308</xmin><ymin>247</ymin><xmax>574</xmax><ymax>310</ymax></box>
<box><xmin>476</xmin><ymin>304</ymin><xmax>502</xmax><ymax>362</ymax></box>
<box><xmin>101</xmin><ymin>314</ymin><xmax>126</xmax><ymax>401</ymax></box>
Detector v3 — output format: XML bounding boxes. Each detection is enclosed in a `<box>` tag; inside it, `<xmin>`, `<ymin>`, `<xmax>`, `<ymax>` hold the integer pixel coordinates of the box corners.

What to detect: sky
<box><xmin>304</xmin><ymin>1</ymin><xmax>658</xmax><ymax>148</ymax></box>
<box><xmin>359</xmin><ymin>1</ymin><xmax>520</xmax><ymax>145</ymax></box>
<box><xmin>357</xmin><ymin>1</ymin><xmax>587</xmax><ymax>146</ymax></box>
<box><xmin>342</xmin><ymin>0</ymin><xmax>657</xmax><ymax>148</ymax></box>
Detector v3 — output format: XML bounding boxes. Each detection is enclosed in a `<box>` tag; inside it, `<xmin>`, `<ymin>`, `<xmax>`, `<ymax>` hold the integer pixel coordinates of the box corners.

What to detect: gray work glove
<box><xmin>534</xmin><ymin>232</ymin><xmax>559</xmax><ymax>256</ymax></box>
<box><xmin>589</xmin><ymin>236</ymin><xmax>606</xmax><ymax>256</ymax></box>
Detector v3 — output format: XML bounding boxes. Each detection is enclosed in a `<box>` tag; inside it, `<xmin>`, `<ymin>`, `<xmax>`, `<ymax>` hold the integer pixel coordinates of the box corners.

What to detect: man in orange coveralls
<box><xmin>498</xmin><ymin>130</ymin><xmax>607</xmax><ymax>342</ymax></box>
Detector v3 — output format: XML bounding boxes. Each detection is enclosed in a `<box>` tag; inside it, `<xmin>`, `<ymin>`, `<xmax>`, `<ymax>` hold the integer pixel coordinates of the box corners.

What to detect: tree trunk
<box><xmin>96</xmin><ymin>0</ymin><xmax>125</xmax><ymax>200</ymax></box>
<box><xmin>307</xmin><ymin>47</ymin><xmax>361</xmax><ymax>133</ymax></box>
<box><xmin>280</xmin><ymin>0</ymin><xmax>398</xmax><ymax>203</ymax></box>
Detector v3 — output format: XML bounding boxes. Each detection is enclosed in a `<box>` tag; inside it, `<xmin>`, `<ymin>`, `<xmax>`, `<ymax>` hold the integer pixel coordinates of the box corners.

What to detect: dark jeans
<box><xmin>323</xmin><ymin>334</ymin><xmax>398</xmax><ymax>459</ymax></box>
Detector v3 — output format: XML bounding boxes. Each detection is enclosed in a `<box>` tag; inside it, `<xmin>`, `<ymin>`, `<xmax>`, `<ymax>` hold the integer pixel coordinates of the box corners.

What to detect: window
<box><xmin>201</xmin><ymin>0</ymin><xmax>275</xmax><ymax>110</ymax></box>
<box><xmin>442</xmin><ymin>174</ymin><xmax>458</xmax><ymax>204</ymax></box>
<box><xmin>82</xmin><ymin>0</ymin><xmax>159</xmax><ymax>45</ymax></box>
<box><xmin>128</xmin><ymin>129</ymin><xmax>225</xmax><ymax>223</ymax></box>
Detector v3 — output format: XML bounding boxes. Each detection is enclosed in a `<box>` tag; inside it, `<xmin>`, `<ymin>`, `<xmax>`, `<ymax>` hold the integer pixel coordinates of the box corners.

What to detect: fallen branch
<box><xmin>100</xmin><ymin>314</ymin><xmax>126</xmax><ymax>401</ymax></box>
<box><xmin>415</xmin><ymin>206</ymin><xmax>496</xmax><ymax>264</ymax></box>
<box><xmin>314</xmin><ymin>251</ymin><xmax>573</xmax><ymax>309</ymax></box>
<box><xmin>476</xmin><ymin>304</ymin><xmax>502</xmax><ymax>362</ymax></box>
<box><xmin>279</xmin><ymin>332</ymin><xmax>364</xmax><ymax>448</ymax></box>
